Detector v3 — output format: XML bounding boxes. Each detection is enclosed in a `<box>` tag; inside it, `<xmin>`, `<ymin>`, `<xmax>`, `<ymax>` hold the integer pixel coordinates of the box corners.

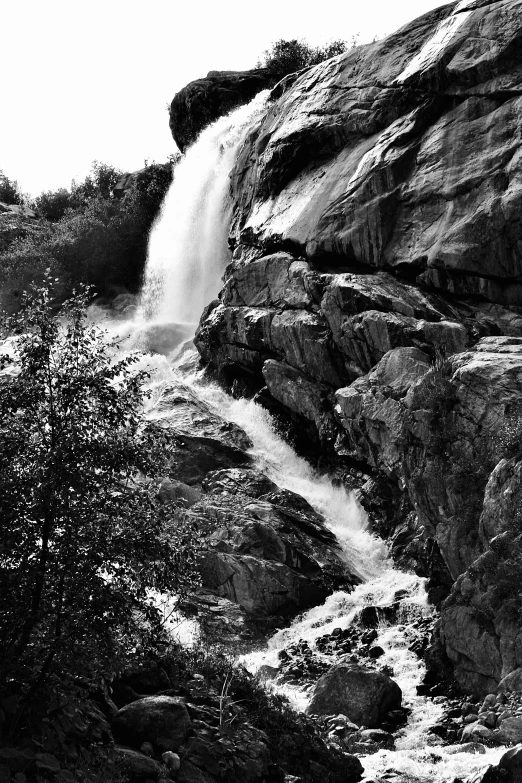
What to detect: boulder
<box><xmin>497</xmin><ymin>716</ymin><xmax>522</xmax><ymax>743</ymax></box>
<box><xmin>169</xmin><ymin>69</ymin><xmax>282</xmax><ymax>151</ymax></box>
<box><xmin>112</xmin><ymin>747</ymin><xmax>165</xmax><ymax>782</ymax></box>
<box><xmin>306</xmin><ymin>664</ymin><xmax>402</xmax><ymax>728</ymax></box>
<box><xmin>112</xmin><ymin>695</ymin><xmax>192</xmax><ymax>753</ymax></box>
<box><xmin>499</xmin><ymin>669</ymin><xmax>522</xmax><ymax>694</ymax></box>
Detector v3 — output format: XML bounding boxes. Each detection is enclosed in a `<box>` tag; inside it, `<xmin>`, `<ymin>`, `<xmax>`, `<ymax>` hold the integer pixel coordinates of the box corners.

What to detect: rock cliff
<box><xmin>171</xmin><ymin>0</ymin><xmax>522</xmax><ymax>696</ymax></box>
<box><xmin>170</xmin><ymin>69</ymin><xmax>283</xmax><ymax>152</ymax></box>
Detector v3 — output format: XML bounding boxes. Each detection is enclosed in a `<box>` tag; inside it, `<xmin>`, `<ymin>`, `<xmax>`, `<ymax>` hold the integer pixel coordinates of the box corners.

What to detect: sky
<box><xmin>1</xmin><ymin>0</ymin><xmax>448</xmax><ymax>197</ymax></box>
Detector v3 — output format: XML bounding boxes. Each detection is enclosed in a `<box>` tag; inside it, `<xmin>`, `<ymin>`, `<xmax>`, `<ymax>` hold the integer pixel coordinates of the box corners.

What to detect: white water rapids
<box><xmin>124</xmin><ymin>95</ymin><xmax>507</xmax><ymax>781</ymax></box>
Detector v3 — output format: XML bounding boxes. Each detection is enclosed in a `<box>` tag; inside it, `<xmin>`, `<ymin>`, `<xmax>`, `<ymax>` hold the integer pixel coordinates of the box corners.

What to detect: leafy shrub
<box><xmin>0</xmin><ymin>158</ymin><xmax>176</xmax><ymax>301</ymax></box>
<box><xmin>133</xmin><ymin>157</ymin><xmax>178</xmax><ymax>222</ymax></box>
<box><xmin>0</xmin><ymin>281</ymin><xmax>202</xmax><ymax>739</ymax></box>
<box><xmin>0</xmin><ymin>170</ymin><xmax>24</xmax><ymax>205</ymax></box>
<box><xmin>257</xmin><ymin>38</ymin><xmax>353</xmax><ymax>75</ymax></box>
<box><xmin>33</xmin><ymin>187</ymin><xmax>78</xmax><ymax>221</ymax></box>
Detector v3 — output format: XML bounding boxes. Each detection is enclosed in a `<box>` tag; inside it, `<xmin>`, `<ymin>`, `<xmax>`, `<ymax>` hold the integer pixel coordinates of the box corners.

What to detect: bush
<box><xmin>33</xmin><ymin>187</ymin><xmax>77</xmax><ymax>221</ymax></box>
<box><xmin>0</xmin><ymin>281</ymin><xmax>202</xmax><ymax>739</ymax></box>
<box><xmin>257</xmin><ymin>38</ymin><xmax>352</xmax><ymax>75</ymax></box>
<box><xmin>0</xmin><ymin>170</ymin><xmax>24</xmax><ymax>205</ymax></box>
<box><xmin>0</xmin><ymin>158</ymin><xmax>177</xmax><ymax>301</ymax></box>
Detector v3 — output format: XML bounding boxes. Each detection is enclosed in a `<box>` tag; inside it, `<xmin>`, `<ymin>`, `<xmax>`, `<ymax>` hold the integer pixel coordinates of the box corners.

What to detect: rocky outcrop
<box><xmin>169</xmin><ymin>69</ymin><xmax>283</xmax><ymax>151</ymax></box>
<box><xmin>146</xmin><ymin>380</ymin><xmax>357</xmax><ymax>630</ymax></box>
<box><xmin>186</xmin><ymin>0</ymin><xmax>522</xmax><ymax>697</ymax></box>
<box><xmin>225</xmin><ymin>1</ymin><xmax>522</xmax><ymax>304</ymax></box>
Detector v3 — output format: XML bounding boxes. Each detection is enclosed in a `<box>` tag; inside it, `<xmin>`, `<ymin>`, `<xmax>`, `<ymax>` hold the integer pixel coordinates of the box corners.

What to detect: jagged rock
<box><xmin>201</xmin><ymin>550</ymin><xmax>328</xmax><ymax>615</ymax></box>
<box><xmin>181</xmin><ymin>0</ymin><xmax>522</xmax><ymax>703</ymax></box>
<box><xmin>227</xmin><ymin>3</ymin><xmax>522</xmax><ymax>301</ymax></box>
<box><xmin>306</xmin><ymin>664</ymin><xmax>402</xmax><ymax>728</ymax></box>
<box><xmin>112</xmin><ymin>695</ymin><xmax>192</xmax><ymax>753</ymax></box>
<box><xmin>202</xmin><ymin>467</ymin><xmax>278</xmax><ymax>497</ymax></box>
<box><xmin>145</xmin><ymin>380</ymin><xmax>252</xmax><ymax>485</ymax></box>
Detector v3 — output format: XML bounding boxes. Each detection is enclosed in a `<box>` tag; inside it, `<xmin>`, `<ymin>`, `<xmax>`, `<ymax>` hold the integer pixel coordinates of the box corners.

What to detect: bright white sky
<box><xmin>1</xmin><ymin>0</ymin><xmax>448</xmax><ymax>196</ymax></box>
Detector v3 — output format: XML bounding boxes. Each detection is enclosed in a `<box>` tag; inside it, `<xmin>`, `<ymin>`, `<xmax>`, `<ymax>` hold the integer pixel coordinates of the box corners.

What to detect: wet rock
<box><xmin>306</xmin><ymin>664</ymin><xmax>402</xmax><ymax>728</ymax></box>
<box><xmin>202</xmin><ymin>467</ymin><xmax>278</xmax><ymax>497</ymax></box>
<box><xmin>358</xmin><ymin>729</ymin><xmax>394</xmax><ymax>749</ymax></box>
<box><xmin>180</xmin><ymin>0</ymin><xmax>522</xmax><ymax>706</ymax></box>
<box><xmin>112</xmin><ymin>695</ymin><xmax>192</xmax><ymax>753</ymax></box>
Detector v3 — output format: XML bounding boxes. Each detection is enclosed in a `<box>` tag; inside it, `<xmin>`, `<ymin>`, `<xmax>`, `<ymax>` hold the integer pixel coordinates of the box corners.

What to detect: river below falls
<box><xmin>123</xmin><ymin>341</ymin><xmax>507</xmax><ymax>783</ymax></box>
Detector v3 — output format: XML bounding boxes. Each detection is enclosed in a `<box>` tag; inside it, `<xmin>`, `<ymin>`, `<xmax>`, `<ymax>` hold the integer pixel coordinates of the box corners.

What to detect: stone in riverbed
<box><xmin>306</xmin><ymin>664</ymin><xmax>402</xmax><ymax>728</ymax></box>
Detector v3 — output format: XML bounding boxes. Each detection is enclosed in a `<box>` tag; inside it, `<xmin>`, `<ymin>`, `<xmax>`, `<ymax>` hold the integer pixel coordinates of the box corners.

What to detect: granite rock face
<box><xmin>185</xmin><ymin>1</ymin><xmax>522</xmax><ymax>696</ymax></box>
<box><xmin>227</xmin><ymin>0</ymin><xmax>522</xmax><ymax>305</ymax></box>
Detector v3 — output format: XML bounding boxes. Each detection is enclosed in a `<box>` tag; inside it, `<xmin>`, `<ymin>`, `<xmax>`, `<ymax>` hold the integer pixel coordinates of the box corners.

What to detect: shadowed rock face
<box><xmin>184</xmin><ymin>2</ymin><xmax>522</xmax><ymax>696</ymax></box>
<box><xmin>169</xmin><ymin>69</ymin><xmax>283</xmax><ymax>152</ymax></box>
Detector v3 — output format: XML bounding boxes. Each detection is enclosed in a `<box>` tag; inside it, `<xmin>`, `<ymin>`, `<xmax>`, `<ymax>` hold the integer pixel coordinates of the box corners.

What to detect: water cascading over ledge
<box><xmin>139</xmin><ymin>90</ymin><xmax>270</xmax><ymax>329</ymax></box>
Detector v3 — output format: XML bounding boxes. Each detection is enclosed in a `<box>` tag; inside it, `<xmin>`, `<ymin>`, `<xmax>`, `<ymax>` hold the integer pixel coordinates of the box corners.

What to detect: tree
<box><xmin>257</xmin><ymin>38</ymin><xmax>351</xmax><ymax>76</ymax></box>
<box><xmin>0</xmin><ymin>170</ymin><xmax>24</xmax><ymax>205</ymax></box>
<box><xmin>0</xmin><ymin>281</ymin><xmax>201</xmax><ymax>738</ymax></box>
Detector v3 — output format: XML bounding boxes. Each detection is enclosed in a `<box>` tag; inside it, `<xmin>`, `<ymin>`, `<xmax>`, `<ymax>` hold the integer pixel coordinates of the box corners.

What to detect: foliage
<box><xmin>0</xmin><ymin>158</ymin><xmax>176</xmax><ymax>300</ymax></box>
<box><xmin>33</xmin><ymin>187</ymin><xmax>78</xmax><ymax>222</ymax></box>
<box><xmin>0</xmin><ymin>281</ymin><xmax>202</xmax><ymax>740</ymax></box>
<box><xmin>154</xmin><ymin>643</ymin><xmax>359</xmax><ymax>782</ymax></box>
<box><xmin>133</xmin><ymin>157</ymin><xmax>178</xmax><ymax>223</ymax></box>
<box><xmin>73</xmin><ymin>160</ymin><xmax>123</xmax><ymax>202</ymax></box>
<box><xmin>257</xmin><ymin>38</ymin><xmax>354</xmax><ymax>75</ymax></box>
<box><xmin>33</xmin><ymin>161</ymin><xmax>124</xmax><ymax>222</ymax></box>
<box><xmin>0</xmin><ymin>170</ymin><xmax>24</xmax><ymax>205</ymax></box>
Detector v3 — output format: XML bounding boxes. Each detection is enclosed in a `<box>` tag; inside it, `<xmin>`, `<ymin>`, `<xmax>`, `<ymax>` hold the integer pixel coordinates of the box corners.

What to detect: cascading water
<box><xmin>119</xmin><ymin>90</ymin><xmax>509</xmax><ymax>782</ymax></box>
<box><xmin>139</xmin><ymin>91</ymin><xmax>269</xmax><ymax>327</ymax></box>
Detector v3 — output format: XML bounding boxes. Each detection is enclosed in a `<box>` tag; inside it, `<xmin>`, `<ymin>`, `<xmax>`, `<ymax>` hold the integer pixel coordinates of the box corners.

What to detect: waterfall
<box><xmin>138</xmin><ymin>91</ymin><xmax>269</xmax><ymax>326</ymax></box>
<box><xmin>122</xmin><ymin>86</ymin><xmax>508</xmax><ymax>783</ymax></box>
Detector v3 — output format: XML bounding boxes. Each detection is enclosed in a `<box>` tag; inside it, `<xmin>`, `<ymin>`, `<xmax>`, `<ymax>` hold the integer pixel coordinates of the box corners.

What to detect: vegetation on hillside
<box><xmin>0</xmin><ymin>158</ymin><xmax>178</xmax><ymax>305</ymax></box>
<box><xmin>257</xmin><ymin>37</ymin><xmax>357</xmax><ymax>75</ymax></box>
<box><xmin>0</xmin><ymin>170</ymin><xmax>25</xmax><ymax>205</ymax></box>
<box><xmin>0</xmin><ymin>281</ymin><xmax>202</xmax><ymax>747</ymax></box>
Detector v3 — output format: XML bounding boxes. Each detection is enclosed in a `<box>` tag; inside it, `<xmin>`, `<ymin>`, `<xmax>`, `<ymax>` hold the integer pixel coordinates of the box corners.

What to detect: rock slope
<box><xmin>146</xmin><ymin>376</ymin><xmax>357</xmax><ymax>640</ymax></box>
<box><xmin>178</xmin><ymin>0</ymin><xmax>522</xmax><ymax>696</ymax></box>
